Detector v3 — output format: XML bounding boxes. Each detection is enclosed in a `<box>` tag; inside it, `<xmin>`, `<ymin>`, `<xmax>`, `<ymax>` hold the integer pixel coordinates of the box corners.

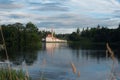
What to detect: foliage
<box><xmin>0</xmin><ymin>68</ymin><xmax>31</xmax><ymax>80</ymax></box>
<box><xmin>1</xmin><ymin>22</ymin><xmax>120</xmax><ymax>47</ymax></box>
<box><xmin>80</xmin><ymin>25</ymin><xmax>120</xmax><ymax>43</ymax></box>
<box><xmin>68</xmin><ymin>28</ymin><xmax>80</xmax><ymax>41</ymax></box>
<box><xmin>38</xmin><ymin>30</ymin><xmax>51</xmax><ymax>39</ymax></box>
<box><xmin>0</xmin><ymin>22</ymin><xmax>41</xmax><ymax>50</ymax></box>
<box><xmin>56</xmin><ymin>34</ymin><xmax>70</xmax><ymax>40</ymax></box>
<box><xmin>67</xmin><ymin>24</ymin><xmax>120</xmax><ymax>43</ymax></box>
<box><xmin>69</xmin><ymin>32</ymin><xmax>80</xmax><ymax>41</ymax></box>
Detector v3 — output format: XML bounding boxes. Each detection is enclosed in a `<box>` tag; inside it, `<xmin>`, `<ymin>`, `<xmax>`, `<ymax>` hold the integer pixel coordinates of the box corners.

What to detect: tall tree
<box><xmin>26</xmin><ymin>22</ymin><xmax>38</xmax><ymax>33</ymax></box>
<box><xmin>76</xmin><ymin>28</ymin><xmax>80</xmax><ymax>34</ymax></box>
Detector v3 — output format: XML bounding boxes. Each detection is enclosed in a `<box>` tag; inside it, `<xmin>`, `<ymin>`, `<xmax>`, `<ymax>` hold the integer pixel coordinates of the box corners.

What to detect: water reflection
<box><xmin>0</xmin><ymin>50</ymin><xmax>38</xmax><ymax>66</ymax></box>
<box><xmin>40</xmin><ymin>43</ymin><xmax>113</xmax><ymax>80</ymax></box>
<box><xmin>42</xmin><ymin>43</ymin><xmax>67</xmax><ymax>55</ymax></box>
<box><xmin>68</xmin><ymin>42</ymin><xmax>106</xmax><ymax>50</ymax></box>
<box><xmin>0</xmin><ymin>43</ymin><xmax>119</xmax><ymax>65</ymax></box>
<box><xmin>0</xmin><ymin>43</ymin><xmax>120</xmax><ymax>80</ymax></box>
<box><xmin>44</xmin><ymin>43</ymin><xmax>59</xmax><ymax>53</ymax></box>
<box><xmin>68</xmin><ymin>43</ymin><xmax>107</xmax><ymax>60</ymax></box>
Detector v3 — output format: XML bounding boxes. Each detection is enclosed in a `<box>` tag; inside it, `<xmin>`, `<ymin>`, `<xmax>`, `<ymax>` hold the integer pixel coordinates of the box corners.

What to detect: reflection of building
<box><xmin>45</xmin><ymin>43</ymin><xmax>65</xmax><ymax>55</ymax></box>
<box><xmin>42</xmin><ymin>29</ymin><xmax>67</xmax><ymax>43</ymax></box>
<box><xmin>46</xmin><ymin>43</ymin><xmax>59</xmax><ymax>52</ymax></box>
<box><xmin>42</xmin><ymin>42</ymin><xmax>61</xmax><ymax>50</ymax></box>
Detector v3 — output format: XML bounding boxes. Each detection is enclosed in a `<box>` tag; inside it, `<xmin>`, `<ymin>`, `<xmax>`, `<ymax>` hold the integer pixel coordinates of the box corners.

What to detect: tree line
<box><xmin>0</xmin><ymin>22</ymin><xmax>44</xmax><ymax>50</ymax></box>
<box><xmin>0</xmin><ymin>22</ymin><xmax>120</xmax><ymax>51</ymax></box>
<box><xmin>68</xmin><ymin>24</ymin><xmax>120</xmax><ymax>44</ymax></box>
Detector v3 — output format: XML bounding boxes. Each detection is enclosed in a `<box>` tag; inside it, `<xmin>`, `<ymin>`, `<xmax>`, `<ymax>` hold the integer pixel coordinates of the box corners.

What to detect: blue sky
<box><xmin>0</xmin><ymin>0</ymin><xmax>120</xmax><ymax>33</ymax></box>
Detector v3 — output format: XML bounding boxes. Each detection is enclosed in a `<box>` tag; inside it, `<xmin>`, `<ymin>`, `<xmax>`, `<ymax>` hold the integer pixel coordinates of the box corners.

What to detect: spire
<box><xmin>51</xmin><ymin>28</ymin><xmax>53</xmax><ymax>38</ymax></box>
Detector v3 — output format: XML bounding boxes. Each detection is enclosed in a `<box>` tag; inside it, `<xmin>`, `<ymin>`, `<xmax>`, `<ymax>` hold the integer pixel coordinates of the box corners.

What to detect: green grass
<box><xmin>0</xmin><ymin>68</ymin><xmax>48</xmax><ymax>80</ymax></box>
<box><xmin>0</xmin><ymin>68</ymin><xmax>31</xmax><ymax>80</ymax></box>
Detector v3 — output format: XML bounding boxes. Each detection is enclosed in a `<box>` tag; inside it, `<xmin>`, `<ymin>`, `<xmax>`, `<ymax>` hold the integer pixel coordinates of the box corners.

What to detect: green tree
<box><xmin>0</xmin><ymin>22</ymin><xmax>41</xmax><ymax>51</ymax></box>
<box><xmin>26</xmin><ymin>22</ymin><xmax>38</xmax><ymax>33</ymax></box>
<box><xmin>25</xmin><ymin>22</ymin><xmax>40</xmax><ymax>48</ymax></box>
<box><xmin>76</xmin><ymin>28</ymin><xmax>80</xmax><ymax>34</ymax></box>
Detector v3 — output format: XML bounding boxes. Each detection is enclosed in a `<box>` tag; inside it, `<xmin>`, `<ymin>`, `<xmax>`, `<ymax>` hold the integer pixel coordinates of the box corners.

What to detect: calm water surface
<box><xmin>1</xmin><ymin>43</ymin><xmax>120</xmax><ymax>80</ymax></box>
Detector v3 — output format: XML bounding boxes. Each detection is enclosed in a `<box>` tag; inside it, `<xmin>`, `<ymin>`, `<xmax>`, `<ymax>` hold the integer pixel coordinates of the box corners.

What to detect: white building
<box><xmin>45</xmin><ymin>34</ymin><xmax>67</xmax><ymax>42</ymax></box>
<box><xmin>42</xmin><ymin>29</ymin><xmax>67</xmax><ymax>42</ymax></box>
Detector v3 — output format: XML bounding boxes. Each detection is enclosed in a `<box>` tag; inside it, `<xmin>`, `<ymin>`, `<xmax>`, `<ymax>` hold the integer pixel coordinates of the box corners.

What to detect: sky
<box><xmin>0</xmin><ymin>0</ymin><xmax>120</xmax><ymax>33</ymax></box>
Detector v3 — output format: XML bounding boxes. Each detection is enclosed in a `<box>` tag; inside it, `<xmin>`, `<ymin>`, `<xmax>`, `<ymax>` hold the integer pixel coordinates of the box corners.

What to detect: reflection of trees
<box><xmin>24</xmin><ymin>51</ymin><xmax>37</xmax><ymax>65</ymax></box>
<box><xmin>9</xmin><ymin>52</ymin><xmax>24</xmax><ymax>65</ymax></box>
<box><xmin>0</xmin><ymin>50</ymin><xmax>38</xmax><ymax>66</ymax></box>
<box><xmin>68</xmin><ymin>43</ymin><xmax>107</xmax><ymax>60</ymax></box>
<box><xmin>114</xmin><ymin>47</ymin><xmax>120</xmax><ymax>61</ymax></box>
<box><xmin>0</xmin><ymin>50</ymin><xmax>7</xmax><ymax>61</ymax></box>
<box><xmin>68</xmin><ymin>42</ymin><xmax>81</xmax><ymax>49</ymax></box>
<box><xmin>85</xmin><ymin>50</ymin><xmax>106</xmax><ymax>61</ymax></box>
<box><xmin>68</xmin><ymin>42</ymin><xmax>105</xmax><ymax>50</ymax></box>
<box><xmin>69</xmin><ymin>43</ymin><xmax>120</xmax><ymax>61</ymax></box>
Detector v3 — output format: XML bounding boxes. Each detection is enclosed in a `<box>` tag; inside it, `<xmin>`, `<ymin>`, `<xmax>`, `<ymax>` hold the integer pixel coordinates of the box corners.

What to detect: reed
<box><xmin>71</xmin><ymin>62</ymin><xmax>77</xmax><ymax>74</ymax></box>
<box><xmin>106</xmin><ymin>43</ymin><xmax>118</xmax><ymax>80</ymax></box>
<box><xmin>0</xmin><ymin>26</ymin><xmax>12</xmax><ymax>80</ymax></box>
<box><xmin>42</xmin><ymin>58</ymin><xmax>46</xmax><ymax>67</ymax></box>
<box><xmin>77</xmin><ymin>71</ymin><xmax>80</xmax><ymax>77</ymax></box>
<box><xmin>0</xmin><ymin>68</ymin><xmax>31</xmax><ymax>80</ymax></box>
<box><xmin>106</xmin><ymin>43</ymin><xmax>115</xmax><ymax>61</ymax></box>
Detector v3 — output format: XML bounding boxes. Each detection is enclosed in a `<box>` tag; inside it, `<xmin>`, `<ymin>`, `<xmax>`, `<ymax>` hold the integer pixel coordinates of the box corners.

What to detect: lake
<box><xmin>0</xmin><ymin>43</ymin><xmax>120</xmax><ymax>80</ymax></box>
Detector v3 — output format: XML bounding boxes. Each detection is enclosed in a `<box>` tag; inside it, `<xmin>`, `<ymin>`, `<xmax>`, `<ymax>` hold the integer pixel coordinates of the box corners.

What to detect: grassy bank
<box><xmin>0</xmin><ymin>68</ymin><xmax>30</xmax><ymax>80</ymax></box>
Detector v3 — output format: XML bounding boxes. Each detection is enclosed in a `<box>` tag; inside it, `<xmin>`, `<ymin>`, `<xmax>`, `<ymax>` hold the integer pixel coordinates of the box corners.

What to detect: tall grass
<box><xmin>0</xmin><ymin>68</ymin><xmax>31</xmax><ymax>80</ymax></box>
<box><xmin>71</xmin><ymin>62</ymin><xmax>76</xmax><ymax>74</ymax></box>
<box><xmin>0</xmin><ymin>26</ymin><xmax>31</xmax><ymax>80</ymax></box>
<box><xmin>106</xmin><ymin>43</ymin><xmax>118</xmax><ymax>80</ymax></box>
<box><xmin>71</xmin><ymin>62</ymin><xmax>80</xmax><ymax>78</ymax></box>
<box><xmin>106</xmin><ymin>43</ymin><xmax>115</xmax><ymax>61</ymax></box>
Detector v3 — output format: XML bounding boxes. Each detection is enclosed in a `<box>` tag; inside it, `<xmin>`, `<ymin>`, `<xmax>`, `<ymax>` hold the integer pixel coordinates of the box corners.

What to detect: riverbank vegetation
<box><xmin>80</xmin><ymin>25</ymin><xmax>120</xmax><ymax>44</ymax></box>
<box><xmin>57</xmin><ymin>24</ymin><xmax>120</xmax><ymax>45</ymax></box>
<box><xmin>0</xmin><ymin>68</ymin><xmax>30</xmax><ymax>80</ymax></box>
<box><xmin>0</xmin><ymin>22</ymin><xmax>120</xmax><ymax>50</ymax></box>
<box><xmin>0</xmin><ymin>22</ymin><xmax>41</xmax><ymax>51</ymax></box>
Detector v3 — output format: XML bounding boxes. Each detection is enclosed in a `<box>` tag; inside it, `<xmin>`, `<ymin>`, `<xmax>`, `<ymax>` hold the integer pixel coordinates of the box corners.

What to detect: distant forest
<box><xmin>67</xmin><ymin>24</ymin><xmax>120</xmax><ymax>44</ymax></box>
<box><xmin>0</xmin><ymin>22</ymin><xmax>120</xmax><ymax>50</ymax></box>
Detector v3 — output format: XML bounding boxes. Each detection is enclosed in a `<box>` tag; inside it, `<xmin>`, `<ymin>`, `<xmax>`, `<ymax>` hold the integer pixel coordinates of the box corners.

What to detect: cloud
<box><xmin>0</xmin><ymin>0</ymin><xmax>25</xmax><ymax>10</ymax></box>
<box><xmin>29</xmin><ymin>2</ymin><xmax>69</xmax><ymax>12</ymax></box>
<box><xmin>37</xmin><ymin>13</ymin><xmax>109</xmax><ymax>28</ymax></box>
<box><xmin>0</xmin><ymin>3</ymin><xmax>24</xmax><ymax>10</ymax></box>
<box><xmin>0</xmin><ymin>0</ymin><xmax>14</xmax><ymax>4</ymax></box>
<box><xmin>31</xmin><ymin>6</ymin><xmax>68</xmax><ymax>12</ymax></box>
<box><xmin>38</xmin><ymin>27</ymin><xmax>76</xmax><ymax>34</ymax></box>
<box><xmin>68</xmin><ymin>0</ymin><xmax>120</xmax><ymax>15</ymax></box>
<box><xmin>0</xmin><ymin>0</ymin><xmax>120</xmax><ymax>33</ymax></box>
